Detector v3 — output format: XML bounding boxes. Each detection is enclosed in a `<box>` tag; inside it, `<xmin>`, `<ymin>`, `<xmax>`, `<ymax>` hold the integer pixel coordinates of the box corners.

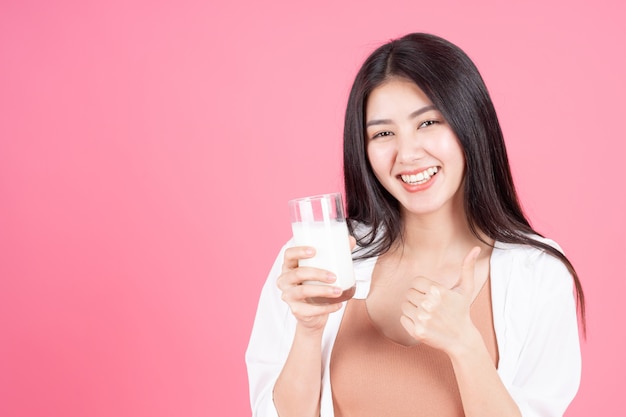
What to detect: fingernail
<box><xmin>305</xmin><ymin>248</ymin><xmax>314</xmax><ymax>255</ymax></box>
<box><xmin>332</xmin><ymin>287</ymin><xmax>341</xmax><ymax>294</ymax></box>
<box><xmin>327</xmin><ymin>273</ymin><xmax>337</xmax><ymax>282</ymax></box>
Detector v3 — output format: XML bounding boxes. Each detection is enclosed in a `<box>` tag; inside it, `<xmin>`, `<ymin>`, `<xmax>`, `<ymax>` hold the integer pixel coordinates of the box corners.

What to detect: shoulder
<box><xmin>494</xmin><ymin>234</ymin><xmax>563</xmax><ymax>261</ymax></box>
<box><xmin>494</xmin><ymin>235</ymin><xmax>567</xmax><ymax>270</ymax></box>
<box><xmin>492</xmin><ymin>238</ymin><xmax>582</xmax><ymax>410</ymax></box>
<box><xmin>492</xmin><ymin>235</ymin><xmax>575</xmax><ymax>300</ymax></box>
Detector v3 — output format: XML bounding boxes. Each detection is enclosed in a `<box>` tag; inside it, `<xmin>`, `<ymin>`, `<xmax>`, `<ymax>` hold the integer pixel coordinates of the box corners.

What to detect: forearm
<box><xmin>273</xmin><ymin>324</ymin><xmax>325</xmax><ymax>417</ymax></box>
<box><xmin>449</xmin><ymin>327</ymin><xmax>521</xmax><ymax>417</ymax></box>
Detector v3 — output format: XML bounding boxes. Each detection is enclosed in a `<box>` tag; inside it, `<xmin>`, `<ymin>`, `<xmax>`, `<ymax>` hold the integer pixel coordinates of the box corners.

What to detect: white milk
<box><xmin>291</xmin><ymin>220</ymin><xmax>355</xmax><ymax>290</ymax></box>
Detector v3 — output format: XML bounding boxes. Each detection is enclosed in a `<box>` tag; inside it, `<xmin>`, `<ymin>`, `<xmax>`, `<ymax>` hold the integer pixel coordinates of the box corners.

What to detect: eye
<box><xmin>371</xmin><ymin>131</ymin><xmax>394</xmax><ymax>139</ymax></box>
<box><xmin>419</xmin><ymin>120</ymin><xmax>439</xmax><ymax>129</ymax></box>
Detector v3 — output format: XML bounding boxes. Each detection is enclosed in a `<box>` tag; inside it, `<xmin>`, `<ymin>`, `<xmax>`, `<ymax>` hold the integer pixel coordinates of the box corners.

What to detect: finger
<box><xmin>282</xmin><ymin>246</ymin><xmax>316</xmax><ymax>272</ymax></box>
<box><xmin>283</xmin><ymin>282</ymin><xmax>344</xmax><ymax>304</ymax></box>
<box><xmin>409</xmin><ymin>276</ymin><xmax>438</xmax><ymax>295</ymax></box>
<box><xmin>292</xmin><ymin>300</ymin><xmax>343</xmax><ymax>322</ymax></box>
<box><xmin>400</xmin><ymin>314</ymin><xmax>415</xmax><ymax>335</ymax></box>
<box><xmin>406</xmin><ymin>286</ymin><xmax>440</xmax><ymax>312</ymax></box>
<box><xmin>277</xmin><ymin>266</ymin><xmax>337</xmax><ymax>290</ymax></box>
<box><xmin>400</xmin><ymin>314</ymin><xmax>426</xmax><ymax>340</ymax></box>
<box><xmin>453</xmin><ymin>246</ymin><xmax>481</xmax><ymax>294</ymax></box>
<box><xmin>349</xmin><ymin>235</ymin><xmax>357</xmax><ymax>251</ymax></box>
<box><xmin>405</xmin><ymin>287</ymin><xmax>427</xmax><ymax>308</ymax></box>
<box><xmin>420</xmin><ymin>288</ymin><xmax>441</xmax><ymax>312</ymax></box>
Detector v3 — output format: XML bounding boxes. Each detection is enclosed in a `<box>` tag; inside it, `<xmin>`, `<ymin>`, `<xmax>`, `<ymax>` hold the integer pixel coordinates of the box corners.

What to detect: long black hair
<box><xmin>343</xmin><ymin>33</ymin><xmax>585</xmax><ymax>328</ymax></box>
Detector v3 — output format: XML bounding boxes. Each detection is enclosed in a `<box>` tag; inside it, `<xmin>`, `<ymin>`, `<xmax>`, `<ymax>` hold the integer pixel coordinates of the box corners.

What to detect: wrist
<box><xmin>295</xmin><ymin>322</ymin><xmax>326</xmax><ymax>339</ymax></box>
<box><xmin>447</xmin><ymin>323</ymin><xmax>484</xmax><ymax>362</ymax></box>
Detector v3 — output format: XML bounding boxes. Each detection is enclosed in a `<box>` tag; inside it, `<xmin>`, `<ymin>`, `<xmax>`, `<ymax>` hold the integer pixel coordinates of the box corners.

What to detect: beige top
<box><xmin>330</xmin><ymin>278</ymin><xmax>499</xmax><ymax>417</ymax></box>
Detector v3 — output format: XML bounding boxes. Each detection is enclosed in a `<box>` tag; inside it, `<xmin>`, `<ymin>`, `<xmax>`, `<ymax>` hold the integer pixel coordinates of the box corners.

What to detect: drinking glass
<box><xmin>288</xmin><ymin>193</ymin><xmax>356</xmax><ymax>304</ymax></box>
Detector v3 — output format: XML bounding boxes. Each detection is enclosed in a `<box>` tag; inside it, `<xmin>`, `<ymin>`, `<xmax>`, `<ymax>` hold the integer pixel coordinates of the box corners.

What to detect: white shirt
<box><xmin>245</xmin><ymin>236</ymin><xmax>581</xmax><ymax>417</ymax></box>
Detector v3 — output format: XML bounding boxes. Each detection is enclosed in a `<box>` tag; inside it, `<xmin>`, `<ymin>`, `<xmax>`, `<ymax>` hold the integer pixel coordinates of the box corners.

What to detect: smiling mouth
<box><xmin>400</xmin><ymin>167</ymin><xmax>439</xmax><ymax>185</ymax></box>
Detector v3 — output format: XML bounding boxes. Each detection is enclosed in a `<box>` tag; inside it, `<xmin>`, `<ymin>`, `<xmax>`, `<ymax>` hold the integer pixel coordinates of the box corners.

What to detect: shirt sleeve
<box><xmin>245</xmin><ymin>243</ymin><xmax>296</xmax><ymax>417</ymax></box>
<box><xmin>501</xmin><ymin>246</ymin><xmax>582</xmax><ymax>417</ymax></box>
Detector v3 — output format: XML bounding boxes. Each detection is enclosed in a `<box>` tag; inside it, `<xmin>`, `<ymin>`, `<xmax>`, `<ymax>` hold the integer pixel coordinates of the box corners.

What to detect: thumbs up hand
<box><xmin>399</xmin><ymin>247</ymin><xmax>481</xmax><ymax>353</ymax></box>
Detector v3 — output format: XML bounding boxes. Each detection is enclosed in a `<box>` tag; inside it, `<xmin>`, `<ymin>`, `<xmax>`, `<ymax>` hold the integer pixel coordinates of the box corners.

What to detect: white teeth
<box><xmin>401</xmin><ymin>167</ymin><xmax>438</xmax><ymax>185</ymax></box>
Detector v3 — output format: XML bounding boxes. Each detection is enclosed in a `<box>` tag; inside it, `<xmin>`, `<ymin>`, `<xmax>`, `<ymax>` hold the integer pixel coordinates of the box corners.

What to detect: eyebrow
<box><xmin>365</xmin><ymin>105</ymin><xmax>438</xmax><ymax>128</ymax></box>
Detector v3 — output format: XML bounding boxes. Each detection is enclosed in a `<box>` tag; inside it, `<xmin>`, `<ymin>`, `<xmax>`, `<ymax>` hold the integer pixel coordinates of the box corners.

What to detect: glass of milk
<box><xmin>288</xmin><ymin>193</ymin><xmax>356</xmax><ymax>304</ymax></box>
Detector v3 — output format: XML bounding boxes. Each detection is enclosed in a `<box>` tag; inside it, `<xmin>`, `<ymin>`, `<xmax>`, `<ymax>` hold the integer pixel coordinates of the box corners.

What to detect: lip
<box><xmin>396</xmin><ymin>166</ymin><xmax>439</xmax><ymax>192</ymax></box>
<box><xmin>397</xmin><ymin>166</ymin><xmax>438</xmax><ymax>176</ymax></box>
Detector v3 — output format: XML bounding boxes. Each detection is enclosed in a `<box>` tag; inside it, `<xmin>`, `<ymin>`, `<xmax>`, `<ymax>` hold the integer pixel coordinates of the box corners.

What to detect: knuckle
<box><xmin>293</xmin><ymin>268</ymin><xmax>306</xmax><ymax>280</ymax></box>
<box><xmin>417</xmin><ymin>311</ymin><xmax>430</xmax><ymax>322</ymax></box>
<box><xmin>430</xmin><ymin>285</ymin><xmax>440</xmax><ymax>297</ymax></box>
<box><xmin>282</xmin><ymin>250</ymin><xmax>294</xmax><ymax>264</ymax></box>
<box><xmin>291</xmin><ymin>305</ymin><xmax>305</xmax><ymax>317</ymax></box>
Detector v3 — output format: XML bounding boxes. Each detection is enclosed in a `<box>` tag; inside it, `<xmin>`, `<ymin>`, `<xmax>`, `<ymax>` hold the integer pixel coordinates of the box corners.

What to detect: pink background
<box><xmin>1</xmin><ymin>0</ymin><xmax>624</xmax><ymax>415</ymax></box>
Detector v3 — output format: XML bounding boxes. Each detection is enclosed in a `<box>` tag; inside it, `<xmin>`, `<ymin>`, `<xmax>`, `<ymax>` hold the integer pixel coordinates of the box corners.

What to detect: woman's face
<box><xmin>365</xmin><ymin>77</ymin><xmax>466</xmax><ymax>218</ymax></box>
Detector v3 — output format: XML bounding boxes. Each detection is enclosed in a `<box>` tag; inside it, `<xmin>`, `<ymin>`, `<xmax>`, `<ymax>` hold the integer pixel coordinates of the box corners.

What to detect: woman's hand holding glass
<box><xmin>276</xmin><ymin>237</ymin><xmax>356</xmax><ymax>331</ymax></box>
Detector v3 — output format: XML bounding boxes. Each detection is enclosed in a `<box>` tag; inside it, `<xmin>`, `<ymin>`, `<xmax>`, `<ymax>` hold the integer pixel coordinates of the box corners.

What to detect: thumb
<box><xmin>453</xmin><ymin>246</ymin><xmax>481</xmax><ymax>295</ymax></box>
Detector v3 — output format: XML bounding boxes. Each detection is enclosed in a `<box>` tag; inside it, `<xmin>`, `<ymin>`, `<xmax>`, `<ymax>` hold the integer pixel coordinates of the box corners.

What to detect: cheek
<box><xmin>367</xmin><ymin>143</ymin><xmax>395</xmax><ymax>170</ymax></box>
<box><xmin>435</xmin><ymin>134</ymin><xmax>465</xmax><ymax>171</ymax></box>
<box><xmin>366</xmin><ymin>144</ymin><xmax>384</xmax><ymax>174</ymax></box>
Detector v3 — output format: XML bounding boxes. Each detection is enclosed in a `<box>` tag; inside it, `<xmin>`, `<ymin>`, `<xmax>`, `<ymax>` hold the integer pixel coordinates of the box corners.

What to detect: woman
<box><xmin>246</xmin><ymin>33</ymin><xmax>584</xmax><ymax>417</ymax></box>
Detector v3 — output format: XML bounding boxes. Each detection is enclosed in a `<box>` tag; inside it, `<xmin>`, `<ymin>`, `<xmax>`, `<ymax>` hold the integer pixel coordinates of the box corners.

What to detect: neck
<box><xmin>394</xmin><ymin>198</ymin><xmax>489</xmax><ymax>265</ymax></box>
<box><xmin>401</xmin><ymin>211</ymin><xmax>471</xmax><ymax>251</ymax></box>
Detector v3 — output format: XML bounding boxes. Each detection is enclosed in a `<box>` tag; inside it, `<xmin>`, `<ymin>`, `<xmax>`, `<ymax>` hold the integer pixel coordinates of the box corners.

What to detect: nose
<box><xmin>396</xmin><ymin>132</ymin><xmax>424</xmax><ymax>165</ymax></box>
